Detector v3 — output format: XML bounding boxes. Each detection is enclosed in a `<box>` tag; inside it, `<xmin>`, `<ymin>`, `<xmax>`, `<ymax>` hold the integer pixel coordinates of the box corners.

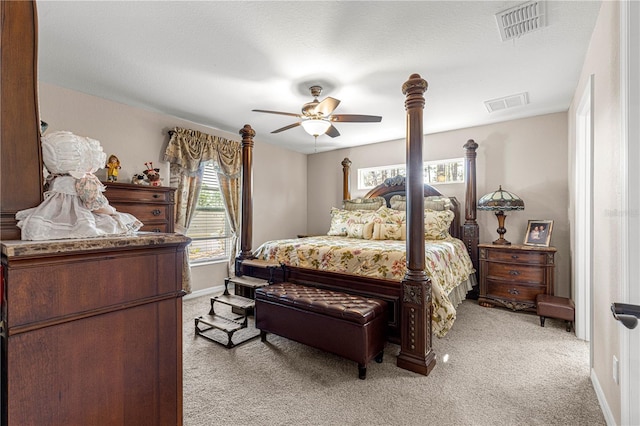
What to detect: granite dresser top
<box><xmin>1</xmin><ymin>232</ymin><xmax>191</xmax><ymax>258</ymax></box>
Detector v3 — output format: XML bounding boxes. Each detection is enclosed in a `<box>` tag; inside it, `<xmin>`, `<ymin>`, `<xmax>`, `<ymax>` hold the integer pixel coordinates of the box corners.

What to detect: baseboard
<box><xmin>591</xmin><ymin>367</ymin><xmax>616</xmax><ymax>425</ymax></box>
<box><xmin>183</xmin><ymin>284</ymin><xmax>226</xmax><ymax>300</ymax></box>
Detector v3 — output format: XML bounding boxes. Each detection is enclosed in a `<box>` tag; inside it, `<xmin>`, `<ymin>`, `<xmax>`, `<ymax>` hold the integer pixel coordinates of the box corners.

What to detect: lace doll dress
<box><xmin>16</xmin><ymin>131</ymin><xmax>143</xmax><ymax>241</ymax></box>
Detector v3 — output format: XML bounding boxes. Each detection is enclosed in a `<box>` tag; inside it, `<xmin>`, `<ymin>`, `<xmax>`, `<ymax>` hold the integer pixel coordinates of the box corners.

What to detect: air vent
<box><xmin>496</xmin><ymin>1</ymin><xmax>546</xmax><ymax>41</ymax></box>
<box><xmin>484</xmin><ymin>92</ymin><xmax>529</xmax><ymax>113</ymax></box>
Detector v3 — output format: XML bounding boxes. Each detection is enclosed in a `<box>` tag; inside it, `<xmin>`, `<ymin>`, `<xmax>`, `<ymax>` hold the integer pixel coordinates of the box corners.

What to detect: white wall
<box><xmin>307</xmin><ymin>112</ymin><xmax>571</xmax><ymax>297</ymax></box>
<box><xmin>568</xmin><ymin>1</ymin><xmax>621</xmax><ymax>423</ymax></box>
<box><xmin>38</xmin><ymin>82</ymin><xmax>308</xmax><ymax>293</ymax></box>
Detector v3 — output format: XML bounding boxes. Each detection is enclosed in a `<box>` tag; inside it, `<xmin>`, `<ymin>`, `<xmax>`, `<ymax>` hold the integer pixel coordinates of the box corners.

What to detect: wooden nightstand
<box><xmin>478</xmin><ymin>243</ymin><xmax>556</xmax><ymax>312</ymax></box>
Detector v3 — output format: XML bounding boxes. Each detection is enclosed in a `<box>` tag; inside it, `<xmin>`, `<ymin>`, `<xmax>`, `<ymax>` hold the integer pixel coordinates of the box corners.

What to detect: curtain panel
<box><xmin>164</xmin><ymin>128</ymin><xmax>242</xmax><ymax>292</ymax></box>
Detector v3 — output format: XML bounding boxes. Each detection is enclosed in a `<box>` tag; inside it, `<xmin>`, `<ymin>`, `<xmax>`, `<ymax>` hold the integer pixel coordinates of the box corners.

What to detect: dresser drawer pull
<box><xmin>152</xmin><ymin>228</ymin><xmax>162</xmax><ymax>232</ymax></box>
<box><xmin>508</xmin><ymin>288</ymin><xmax>520</xmax><ymax>295</ymax></box>
<box><xmin>153</xmin><ymin>194</ymin><xmax>160</xmax><ymax>198</ymax></box>
<box><xmin>511</xmin><ymin>255</ymin><xmax>519</xmax><ymax>259</ymax></box>
<box><xmin>152</xmin><ymin>209</ymin><xmax>161</xmax><ymax>216</ymax></box>
<box><xmin>509</xmin><ymin>270</ymin><xmax>520</xmax><ymax>276</ymax></box>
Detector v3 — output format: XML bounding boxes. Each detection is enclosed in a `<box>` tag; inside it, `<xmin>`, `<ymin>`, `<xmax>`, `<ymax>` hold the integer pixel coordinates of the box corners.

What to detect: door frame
<box><xmin>619</xmin><ymin>1</ymin><xmax>640</xmax><ymax>424</ymax></box>
<box><xmin>574</xmin><ymin>75</ymin><xmax>594</xmax><ymax>344</ymax></box>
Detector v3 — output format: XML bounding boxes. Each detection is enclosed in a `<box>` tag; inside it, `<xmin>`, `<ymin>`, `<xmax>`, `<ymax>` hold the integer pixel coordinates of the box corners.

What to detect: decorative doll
<box><xmin>106</xmin><ymin>154</ymin><xmax>121</xmax><ymax>182</ymax></box>
<box><xmin>15</xmin><ymin>131</ymin><xmax>143</xmax><ymax>240</ymax></box>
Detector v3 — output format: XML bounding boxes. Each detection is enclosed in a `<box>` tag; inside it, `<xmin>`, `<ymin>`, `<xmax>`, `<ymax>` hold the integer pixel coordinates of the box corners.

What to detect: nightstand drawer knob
<box><xmin>152</xmin><ymin>209</ymin><xmax>161</xmax><ymax>216</ymax></box>
<box><xmin>508</xmin><ymin>288</ymin><xmax>520</xmax><ymax>295</ymax></box>
<box><xmin>511</xmin><ymin>255</ymin><xmax>519</xmax><ymax>259</ymax></box>
<box><xmin>509</xmin><ymin>270</ymin><xmax>520</xmax><ymax>276</ymax></box>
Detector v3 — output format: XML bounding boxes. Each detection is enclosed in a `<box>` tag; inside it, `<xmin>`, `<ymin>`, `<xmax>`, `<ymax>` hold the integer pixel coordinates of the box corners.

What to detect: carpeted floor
<box><xmin>182</xmin><ymin>294</ymin><xmax>605</xmax><ymax>426</ymax></box>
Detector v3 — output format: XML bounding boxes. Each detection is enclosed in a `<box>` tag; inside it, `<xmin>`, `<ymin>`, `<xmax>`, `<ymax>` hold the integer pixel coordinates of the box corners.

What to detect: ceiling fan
<box><xmin>252</xmin><ymin>85</ymin><xmax>382</xmax><ymax>138</ymax></box>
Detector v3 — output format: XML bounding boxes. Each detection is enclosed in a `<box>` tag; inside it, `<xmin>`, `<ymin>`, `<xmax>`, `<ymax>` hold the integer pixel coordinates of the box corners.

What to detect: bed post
<box><xmin>341</xmin><ymin>158</ymin><xmax>351</xmax><ymax>201</ymax></box>
<box><xmin>462</xmin><ymin>139</ymin><xmax>480</xmax><ymax>292</ymax></box>
<box><xmin>396</xmin><ymin>73</ymin><xmax>436</xmax><ymax>376</ymax></box>
<box><xmin>237</xmin><ymin>124</ymin><xmax>255</xmax><ymax>265</ymax></box>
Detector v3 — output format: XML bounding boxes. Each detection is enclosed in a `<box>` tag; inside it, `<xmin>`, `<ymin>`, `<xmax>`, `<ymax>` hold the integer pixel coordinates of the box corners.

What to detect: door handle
<box><xmin>611</xmin><ymin>302</ymin><xmax>640</xmax><ymax>330</ymax></box>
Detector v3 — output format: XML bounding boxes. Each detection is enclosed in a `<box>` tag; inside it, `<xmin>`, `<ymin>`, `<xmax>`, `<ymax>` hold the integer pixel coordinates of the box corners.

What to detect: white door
<box><xmin>619</xmin><ymin>2</ymin><xmax>640</xmax><ymax>424</ymax></box>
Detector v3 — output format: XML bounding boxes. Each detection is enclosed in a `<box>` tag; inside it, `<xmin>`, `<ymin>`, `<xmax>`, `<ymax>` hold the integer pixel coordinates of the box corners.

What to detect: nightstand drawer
<box><xmin>486</xmin><ymin>263</ymin><xmax>544</xmax><ymax>283</ymax></box>
<box><xmin>485</xmin><ymin>249</ymin><xmax>547</xmax><ymax>265</ymax></box>
<box><xmin>486</xmin><ymin>280</ymin><xmax>544</xmax><ymax>304</ymax></box>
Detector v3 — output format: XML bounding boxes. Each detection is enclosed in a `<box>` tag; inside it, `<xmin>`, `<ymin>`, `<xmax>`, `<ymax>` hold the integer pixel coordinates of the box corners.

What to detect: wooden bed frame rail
<box><xmin>235</xmin><ymin>74</ymin><xmax>479</xmax><ymax>376</ymax></box>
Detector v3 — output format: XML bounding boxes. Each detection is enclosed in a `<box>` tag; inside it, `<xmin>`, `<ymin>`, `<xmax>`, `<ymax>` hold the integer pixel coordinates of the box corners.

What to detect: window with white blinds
<box><xmin>187</xmin><ymin>162</ymin><xmax>231</xmax><ymax>264</ymax></box>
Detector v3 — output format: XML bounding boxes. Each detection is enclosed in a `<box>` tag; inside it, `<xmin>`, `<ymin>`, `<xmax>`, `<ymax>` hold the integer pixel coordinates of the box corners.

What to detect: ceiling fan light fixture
<box><xmin>301</xmin><ymin>119</ymin><xmax>331</xmax><ymax>136</ymax></box>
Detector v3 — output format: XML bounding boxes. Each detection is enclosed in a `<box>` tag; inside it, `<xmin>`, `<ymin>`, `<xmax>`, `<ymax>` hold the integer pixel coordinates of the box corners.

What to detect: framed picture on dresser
<box><xmin>524</xmin><ymin>219</ymin><xmax>553</xmax><ymax>247</ymax></box>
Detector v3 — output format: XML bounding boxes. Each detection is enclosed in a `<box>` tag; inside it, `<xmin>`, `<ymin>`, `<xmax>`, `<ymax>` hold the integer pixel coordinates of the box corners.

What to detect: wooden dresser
<box><xmin>103</xmin><ymin>182</ymin><xmax>176</xmax><ymax>233</ymax></box>
<box><xmin>1</xmin><ymin>234</ymin><xmax>190</xmax><ymax>425</ymax></box>
<box><xmin>478</xmin><ymin>243</ymin><xmax>556</xmax><ymax>312</ymax></box>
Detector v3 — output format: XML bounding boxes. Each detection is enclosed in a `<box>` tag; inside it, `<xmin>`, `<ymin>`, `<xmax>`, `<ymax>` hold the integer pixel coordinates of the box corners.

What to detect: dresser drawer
<box><xmin>112</xmin><ymin>203</ymin><xmax>170</xmax><ymax>223</ymax></box>
<box><xmin>486</xmin><ymin>279</ymin><xmax>545</xmax><ymax>304</ymax></box>
<box><xmin>140</xmin><ymin>223</ymin><xmax>171</xmax><ymax>233</ymax></box>
<box><xmin>485</xmin><ymin>249</ymin><xmax>547</xmax><ymax>265</ymax></box>
<box><xmin>104</xmin><ymin>185</ymin><xmax>172</xmax><ymax>203</ymax></box>
<box><xmin>486</xmin><ymin>262</ymin><xmax>544</xmax><ymax>283</ymax></box>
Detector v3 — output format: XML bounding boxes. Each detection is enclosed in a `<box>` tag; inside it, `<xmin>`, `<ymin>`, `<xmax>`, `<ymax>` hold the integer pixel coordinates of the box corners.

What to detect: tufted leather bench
<box><xmin>536</xmin><ymin>294</ymin><xmax>575</xmax><ymax>332</ymax></box>
<box><xmin>255</xmin><ymin>282</ymin><xmax>387</xmax><ymax>379</ymax></box>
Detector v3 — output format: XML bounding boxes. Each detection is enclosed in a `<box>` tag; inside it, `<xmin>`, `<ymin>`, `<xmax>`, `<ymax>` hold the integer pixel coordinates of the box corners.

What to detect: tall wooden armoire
<box><xmin>0</xmin><ymin>3</ymin><xmax>189</xmax><ymax>425</ymax></box>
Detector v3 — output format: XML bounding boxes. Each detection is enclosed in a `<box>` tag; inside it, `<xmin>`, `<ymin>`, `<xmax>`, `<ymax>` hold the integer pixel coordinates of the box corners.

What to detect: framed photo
<box><xmin>524</xmin><ymin>220</ymin><xmax>553</xmax><ymax>247</ymax></box>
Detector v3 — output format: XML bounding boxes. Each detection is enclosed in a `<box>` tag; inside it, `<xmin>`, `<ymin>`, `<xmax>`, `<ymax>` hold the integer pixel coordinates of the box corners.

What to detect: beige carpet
<box><xmin>182</xmin><ymin>294</ymin><xmax>605</xmax><ymax>426</ymax></box>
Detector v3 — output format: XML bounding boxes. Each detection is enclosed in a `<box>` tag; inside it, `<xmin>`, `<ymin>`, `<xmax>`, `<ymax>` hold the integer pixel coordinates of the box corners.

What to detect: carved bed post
<box><xmin>238</xmin><ymin>124</ymin><xmax>255</xmax><ymax>264</ymax></box>
<box><xmin>462</xmin><ymin>139</ymin><xmax>480</xmax><ymax>293</ymax></box>
<box><xmin>396</xmin><ymin>73</ymin><xmax>436</xmax><ymax>376</ymax></box>
<box><xmin>341</xmin><ymin>158</ymin><xmax>351</xmax><ymax>201</ymax></box>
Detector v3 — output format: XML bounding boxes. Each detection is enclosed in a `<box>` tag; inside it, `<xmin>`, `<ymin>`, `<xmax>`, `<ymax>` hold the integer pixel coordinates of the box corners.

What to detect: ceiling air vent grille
<box><xmin>496</xmin><ymin>1</ymin><xmax>546</xmax><ymax>41</ymax></box>
<box><xmin>484</xmin><ymin>92</ymin><xmax>529</xmax><ymax>113</ymax></box>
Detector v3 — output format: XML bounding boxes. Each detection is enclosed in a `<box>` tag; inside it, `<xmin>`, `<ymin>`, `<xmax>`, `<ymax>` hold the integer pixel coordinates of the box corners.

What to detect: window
<box><xmin>186</xmin><ymin>162</ymin><xmax>231</xmax><ymax>264</ymax></box>
<box><xmin>357</xmin><ymin>158</ymin><xmax>465</xmax><ymax>190</ymax></box>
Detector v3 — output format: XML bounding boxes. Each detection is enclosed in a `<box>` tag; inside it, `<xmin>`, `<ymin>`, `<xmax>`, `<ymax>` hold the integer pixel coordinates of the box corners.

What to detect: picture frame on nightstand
<box><xmin>524</xmin><ymin>219</ymin><xmax>553</xmax><ymax>247</ymax></box>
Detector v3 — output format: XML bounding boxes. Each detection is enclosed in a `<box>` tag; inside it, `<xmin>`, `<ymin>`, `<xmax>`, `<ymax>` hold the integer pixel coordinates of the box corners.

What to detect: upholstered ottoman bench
<box><xmin>255</xmin><ymin>282</ymin><xmax>387</xmax><ymax>379</ymax></box>
<box><xmin>536</xmin><ymin>294</ymin><xmax>575</xmax><ymax>332</ymax></box>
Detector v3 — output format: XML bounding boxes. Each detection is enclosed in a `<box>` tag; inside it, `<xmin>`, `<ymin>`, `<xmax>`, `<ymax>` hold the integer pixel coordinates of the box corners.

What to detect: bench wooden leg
<box><xmin>358</xmin><ymin>364</ymin><xmax>367</xmax><ymax>380</ymax></box>
<box><xmin>540</xmin><ymin>316</ymin><xmax>546</xmax><ymax>327</ymax></box>
<box><xmin>375</xmin><ymin>351</ymin><xmax>384</xmax><ymax>363</ymax></box>
<box><xmin>260</xmin><ymin>330</ymin><xmax>267</xmax><ymax>342</ymax></box>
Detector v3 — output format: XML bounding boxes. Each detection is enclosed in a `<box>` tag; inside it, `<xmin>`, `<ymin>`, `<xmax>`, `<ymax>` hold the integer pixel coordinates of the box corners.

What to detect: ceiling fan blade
<box><xmin>330</xmin><ymin>114</ymin><xmax>383</xmax><ymax>123</ymax></box>
<box><xmin>252</xmin><ymin>109</ymin><xmax>301</xmax><ymax>118</ymax></box>
<box><xmin>314</xmin><ymin>97</ymin><xmax>340</xmax><ymax>116</ymax></box>
<box><xmin>271</xmin><ymin>122</ymin><xmax>301</xmax><ymax>134</ymax></box>
<box><xmin>325</xmin><ymin>125</ymin><xmax>340</xmax><ymax>138</ymax></box>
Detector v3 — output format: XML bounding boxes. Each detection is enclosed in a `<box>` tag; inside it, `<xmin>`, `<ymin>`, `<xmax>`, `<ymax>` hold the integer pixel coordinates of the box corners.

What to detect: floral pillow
<box><xmin>424</xmin><ymin>209</ymin><xmax>455</xmax><ymax>240</ymax></box>
<box><xmin>375</xmin><ymin>206</ymin><xmax>406</xmax><ymax>225</ymax></box>
<box><xmin>327</xmin><ymin>208</ymin><xmax>378</xmax><ymax>236</ymax></box>
<box><xmin>343</xmin><ymin>196</ymin><xmax>386</xmax><ymax>211</ymax></box>
<box><xmin>372</xmin><ymin>223</ymin><xmax>406</xmax><ymax>240</ymax></box>
<box><xmin>389</xmin><ymin>195</ymin><xmax>452</xmax><ymax>211</ymax></box>
<box><xmin>347</xmin><ymin>221</ymin><xmax>375</xmax><ymax>239</ymax></box>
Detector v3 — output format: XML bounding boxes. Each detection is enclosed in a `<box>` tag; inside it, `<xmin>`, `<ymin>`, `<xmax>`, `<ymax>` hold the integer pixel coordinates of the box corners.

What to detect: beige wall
<box><xmin>38</xmin><ymin>83</ymin><xmax>308</xmax><ymax>293</ymax></box>
<box><xmin>568</xmin><ymin>1</ymin><xmax>621</xmax><ymax>423</ymax></box>
<box><xmin>307</xmin><ymin>112</ymin><xmax>571</xmax><ymax>297</ymax></box>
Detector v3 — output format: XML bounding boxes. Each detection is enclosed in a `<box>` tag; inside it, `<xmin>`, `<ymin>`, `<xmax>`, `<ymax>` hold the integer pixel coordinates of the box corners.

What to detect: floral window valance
<box><xmin>164</xmin><ymin>127</ymin><xmax>241</xmax><ymax>177</ymax></box>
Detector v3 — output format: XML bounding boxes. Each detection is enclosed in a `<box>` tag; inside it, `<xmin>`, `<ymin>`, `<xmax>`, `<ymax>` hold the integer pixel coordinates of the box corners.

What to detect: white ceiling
<box><xmin>36</xmin><ymin>1</ymin><xmax>601</xmax><ymax>155</ymax></box>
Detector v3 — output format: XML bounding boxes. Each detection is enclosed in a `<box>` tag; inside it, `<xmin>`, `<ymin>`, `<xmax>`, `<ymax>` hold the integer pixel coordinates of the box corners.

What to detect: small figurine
<box><xmin>143</xmin><ymin>162</ymin><xmax>162</xmax><ymax>187</ymax></box>
<box><xmin>131</xmin><ymin>173</ymin><xmax>148</xmax><ymax>185</ymax></box>
<box><xmin>106</xmin><ymin>154</ymin><xmax>121</xmax><ymax>182</ymax></box>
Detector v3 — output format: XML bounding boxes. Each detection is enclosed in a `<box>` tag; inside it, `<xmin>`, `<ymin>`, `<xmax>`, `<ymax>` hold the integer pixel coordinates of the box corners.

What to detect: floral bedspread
<box><xmin>252</xmin><ymin>235</ymin><xmax>475</xmax><ymax>337</ymax></box>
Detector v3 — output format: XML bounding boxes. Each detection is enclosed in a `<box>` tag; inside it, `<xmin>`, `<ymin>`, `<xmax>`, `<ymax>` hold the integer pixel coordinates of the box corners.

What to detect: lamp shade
<box><xmin>300</xmin><ymin>119</ymin><xmax>331</xmax><ymax>136</ymax></box>
<box><xmin>477</xmin><ymin>185</ymin><xmax>525</xmax><ymax>211</ymax></box>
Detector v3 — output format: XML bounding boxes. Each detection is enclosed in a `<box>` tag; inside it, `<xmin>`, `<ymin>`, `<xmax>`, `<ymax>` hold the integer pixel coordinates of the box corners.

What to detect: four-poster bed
<box><xmin>236</xmin><ymin>74</ymin><xmax>479</xmax><ymax>375</ymax></box>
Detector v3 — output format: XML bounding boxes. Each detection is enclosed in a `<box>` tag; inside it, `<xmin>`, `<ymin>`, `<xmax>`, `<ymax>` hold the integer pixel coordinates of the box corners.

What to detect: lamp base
<box><xmin>492</xmin><ymin>211</ymin><xmax>511</xmax><ymax>245</ymax></box>
<box><xmin>492</xmin><ymin>237</ymin><xmax>512</xmax><ymax>245</ymax></box>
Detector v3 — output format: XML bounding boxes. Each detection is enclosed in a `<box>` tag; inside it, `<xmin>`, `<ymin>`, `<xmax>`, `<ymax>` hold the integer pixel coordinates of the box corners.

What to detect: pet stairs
<box><xmin>194</xmin><ymin>259</ymin><xmax>280</xmax><ymax>348</ymax></box>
